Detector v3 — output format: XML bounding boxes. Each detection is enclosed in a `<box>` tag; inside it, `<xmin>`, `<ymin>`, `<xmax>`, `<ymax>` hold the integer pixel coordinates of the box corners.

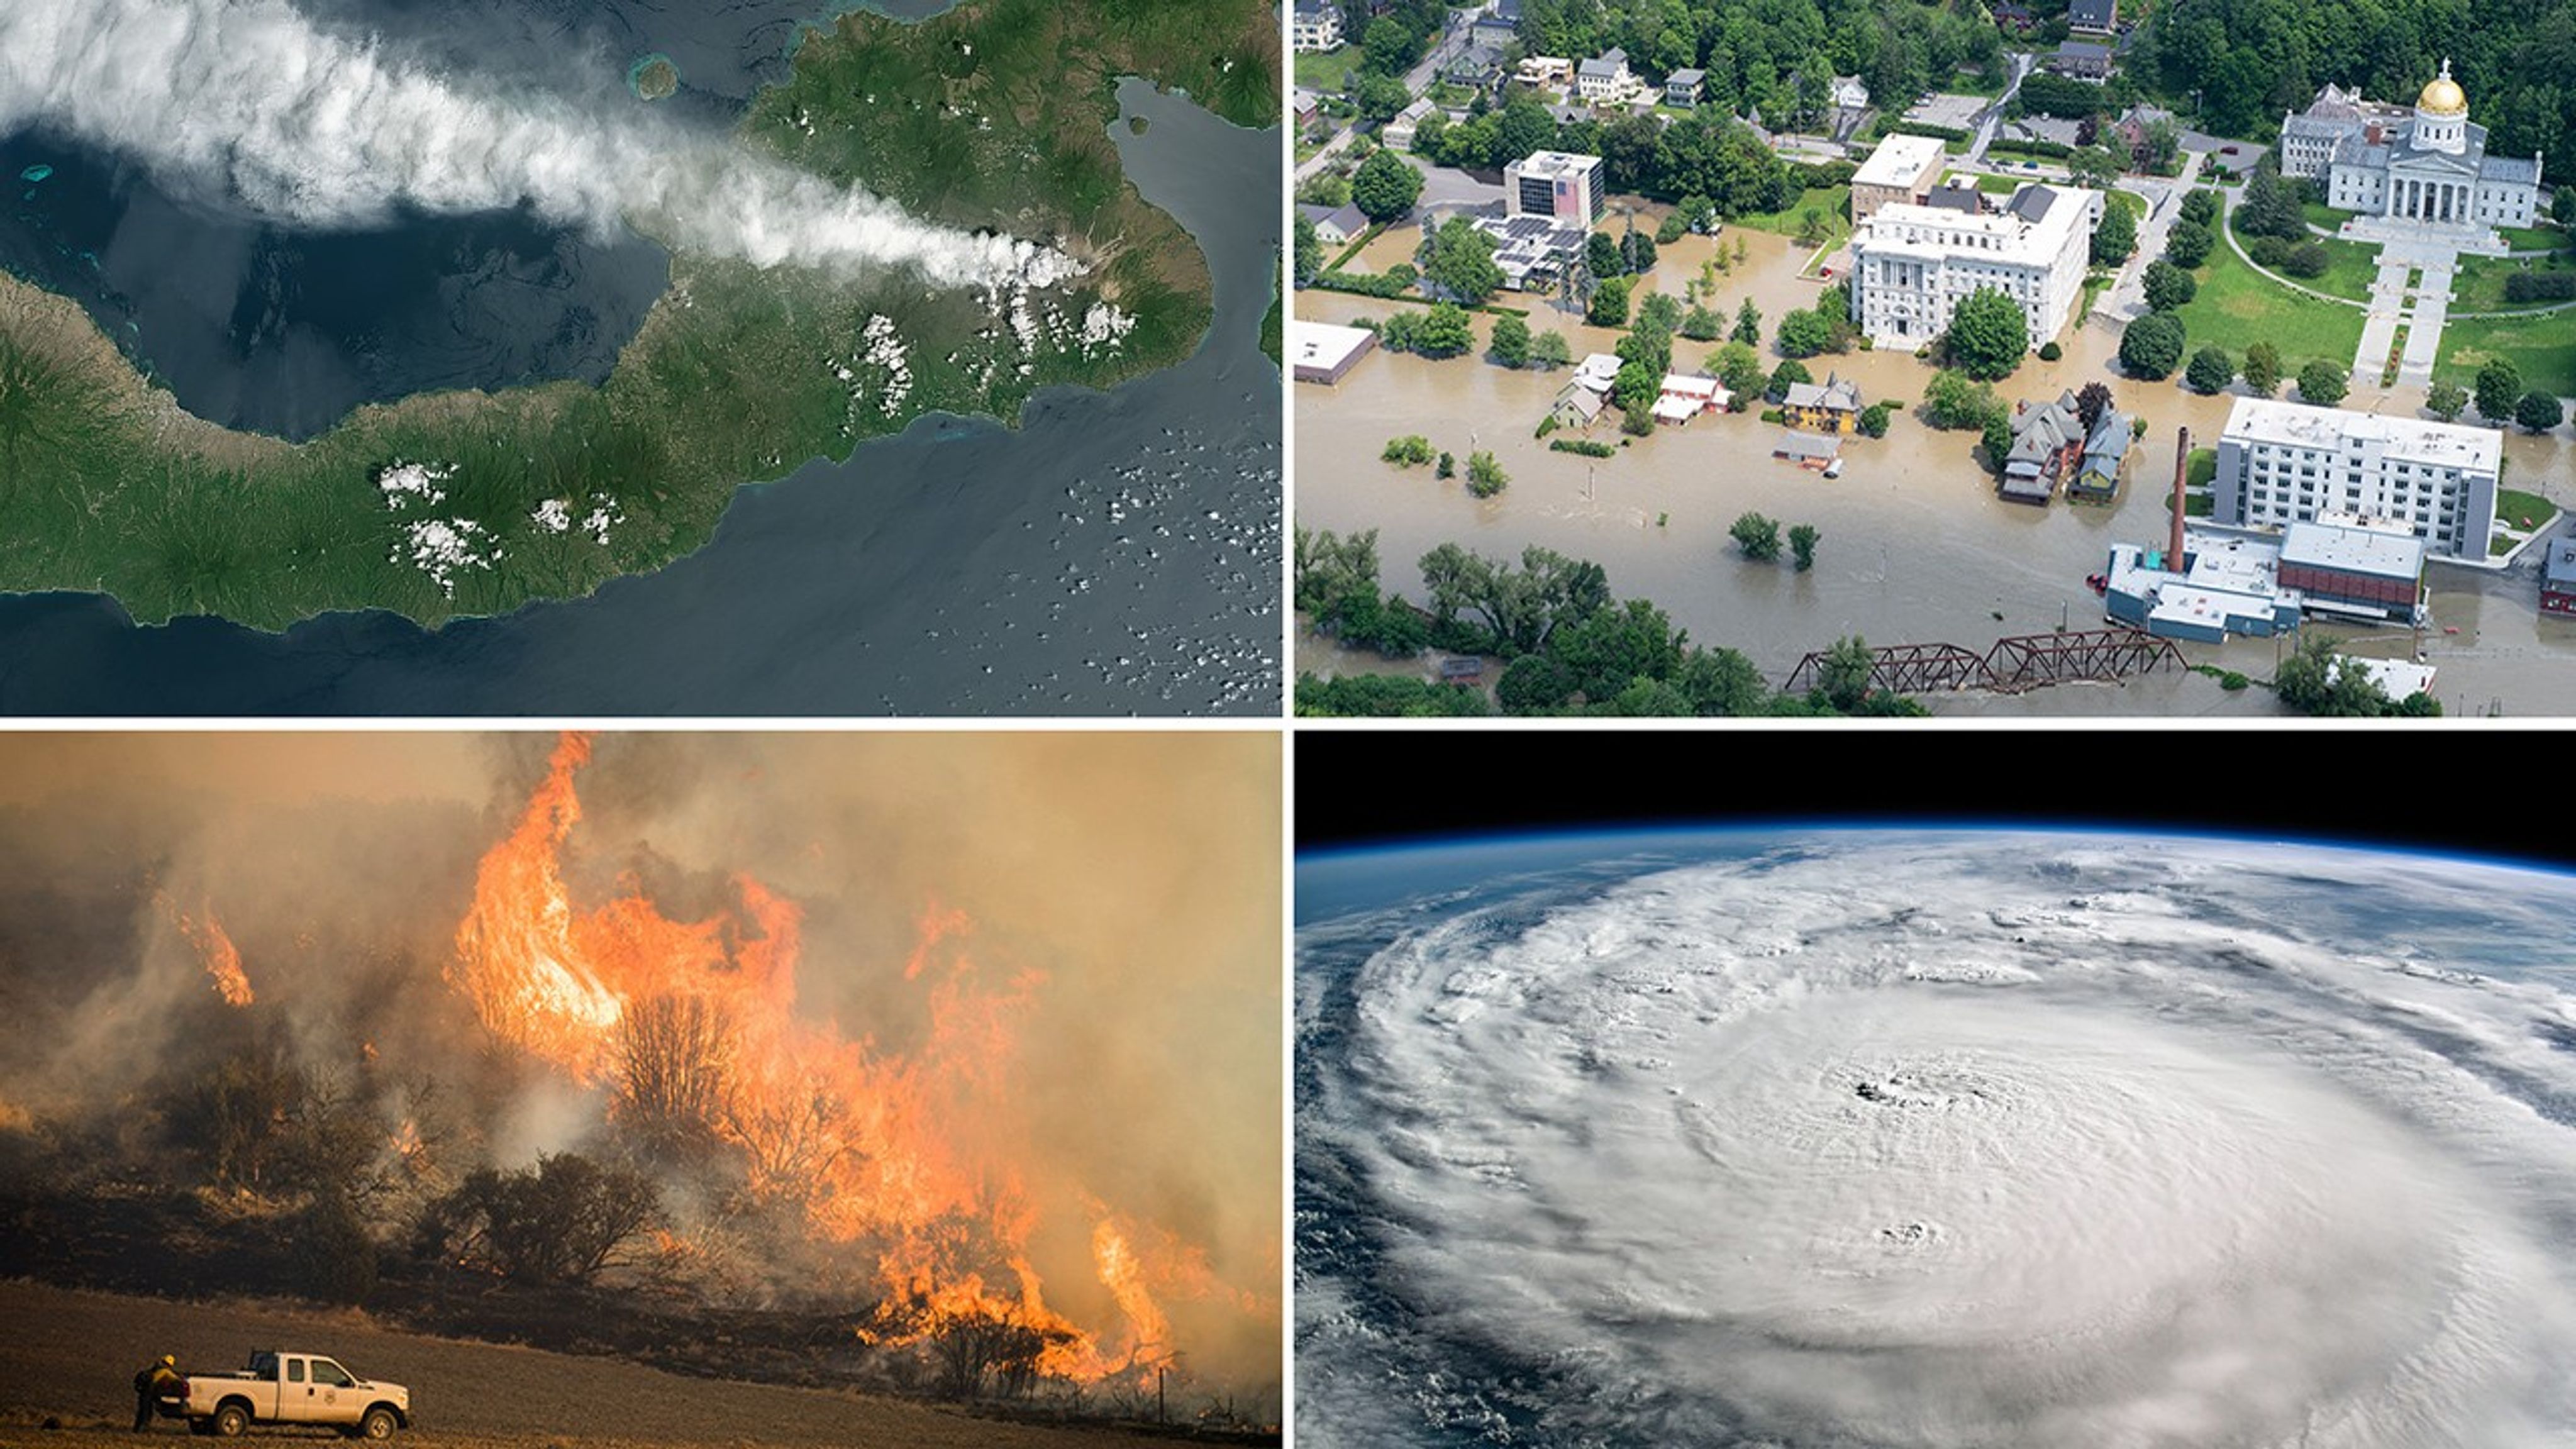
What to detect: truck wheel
<box><xmin>357</xmin><ymin>1407</ymin><xmax>398</xmax><ymax>1441</ymax></box>
<box><xmin>213</xmin><ymin>1404</ymin><xmax>250</xmax><ymax>1437</ymax></box>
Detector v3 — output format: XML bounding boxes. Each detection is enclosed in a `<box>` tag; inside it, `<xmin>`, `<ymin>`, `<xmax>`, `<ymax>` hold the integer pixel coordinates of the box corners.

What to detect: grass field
<box><xmin>2227</xmin><ymin>214</ymin><xmax>2381</xmax><ymax>303</ymax></box>
<box><xmin>1294</xmin><ymin>47</ymin><xmax>1363</xmax><ymax>92</ymax></box>
<box><xmin>2436</xmin><ymin>311</ymin><xmax>2576</xmax><ymax>398</ymax></box>
<box><xmin>2450</xmin><ymin>251</ymin><xmax>2576</xmax><ymax>313</ymax></box>
<box><xmin>0</xmin><ymin>1282</ymin><xmax>1250</xmax><ymax>1449</ymax></box>
<box><xmin>1732</xmin><ymin>186</ymin><xmax>1853</xmax><ymax>243</ymax></box>
<box><xmin>2301</xmin><ymin>201</ymin><xmax>2356</xmax><ymax>233</ymax></box>
<box><xmin>2168</xmin><ymin>227</ymin><xmax>2365</xmax><ymax>379</ymax></box>
<box><xmin>2499</xmin><ymin>489</ymin><xmax>2557</xmax><ymax>530</ymax></box>
<box><xmin>2498</xmin><ymin>222</ymin><xmax>2568</xmax><ymax>252</ymax></box>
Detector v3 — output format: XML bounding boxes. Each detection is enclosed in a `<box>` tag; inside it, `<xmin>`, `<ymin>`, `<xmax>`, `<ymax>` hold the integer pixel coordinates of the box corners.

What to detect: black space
<box><xmin>1296</xmin><ymin>730</ymin><xmax>2573</xmax><ymax>872</ymax></box>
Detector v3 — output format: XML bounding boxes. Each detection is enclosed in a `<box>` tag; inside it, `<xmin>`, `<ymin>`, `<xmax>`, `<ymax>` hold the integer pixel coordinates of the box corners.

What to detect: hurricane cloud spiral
<box><xmin>1296</xmin><ymin>831</ymin><xmax>2576</xmax><ymax>1448</ymax></box>
<box><xmin>0</xmin><ymin>0</ymin><xmax>1076</xmax><ymax>289</ymax></box>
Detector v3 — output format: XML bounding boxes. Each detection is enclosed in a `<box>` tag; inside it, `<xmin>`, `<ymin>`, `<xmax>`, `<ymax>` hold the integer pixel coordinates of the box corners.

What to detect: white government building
<box><xmin>1845</xmin><ymin>182</ymin><xmax>2101</xmax><ymax>350</ymax></box>
<box><xmin>2210</xmin><ymin>396</ymin><xmax>2501</xmax><ymax>562</ymax></box>
<box><xmin>2278</xmin><ymin>61</ymin><xmax>2543</xmax><ymax>231</ymax></box>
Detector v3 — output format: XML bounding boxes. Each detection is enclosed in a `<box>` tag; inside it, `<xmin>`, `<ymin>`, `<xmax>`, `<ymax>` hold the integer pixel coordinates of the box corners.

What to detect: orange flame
<box><xmin>170</xmin><ymin>899</ymin><xmax>252</xmax><ymax>1008</ymax></box>
<box><xmin>443</xmin><ymin>732</ymin><xmax>1235</xmax><ymax>1384</ymax></box>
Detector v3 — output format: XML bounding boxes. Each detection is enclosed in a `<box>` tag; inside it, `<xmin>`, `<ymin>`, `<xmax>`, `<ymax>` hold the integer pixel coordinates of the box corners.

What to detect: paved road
<box><xmin>2097</xmin><ymin>177</ymin><xmax>2183</xmax><ymax>326</ymax></box>
<box><xmin>1965</xmin><ymin>52</ymin><xmax>2035</xmax><ymax>165</ymax></box>
<box><xmin>1296</xmin><ymin>125</ymin><xmax>1357</xmax><ymax>184</ymax></box>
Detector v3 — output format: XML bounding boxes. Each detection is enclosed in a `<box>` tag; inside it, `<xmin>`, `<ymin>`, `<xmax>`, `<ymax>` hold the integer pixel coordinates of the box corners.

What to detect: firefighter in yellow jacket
<box><xmin>131</xmin><ymin>1355</ymin><xmax>180</xmax><ymax>1433</ymax></box>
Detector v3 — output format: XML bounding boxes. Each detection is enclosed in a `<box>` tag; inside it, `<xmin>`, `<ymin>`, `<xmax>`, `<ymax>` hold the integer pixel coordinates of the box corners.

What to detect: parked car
<box><xmin>177</xmin><ymin>1350</ymin><xmax>411</xmax><ymax>1440</ymax></box>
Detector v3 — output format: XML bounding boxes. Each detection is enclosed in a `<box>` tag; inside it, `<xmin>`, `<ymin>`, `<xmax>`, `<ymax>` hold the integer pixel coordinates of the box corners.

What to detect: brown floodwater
<box><xmin>1296</xmin><ymin>225</ymin><xmax>2576</xmax><ymax>717</ymax></box>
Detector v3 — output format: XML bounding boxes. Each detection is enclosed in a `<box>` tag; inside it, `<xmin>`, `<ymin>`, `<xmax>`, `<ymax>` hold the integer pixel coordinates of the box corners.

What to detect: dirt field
<box><xmin>0</xmin><ymin>1281</ymin><xmax>1250</xmax><ymax>1448</ymax></box>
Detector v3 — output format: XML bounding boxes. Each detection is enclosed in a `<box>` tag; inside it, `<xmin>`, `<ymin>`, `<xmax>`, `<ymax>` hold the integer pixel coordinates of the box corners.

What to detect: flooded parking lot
<box><xmin>1295</xmin><ymin>223</ymin><xmax>2576</xmax><ymax>716</ymax></box>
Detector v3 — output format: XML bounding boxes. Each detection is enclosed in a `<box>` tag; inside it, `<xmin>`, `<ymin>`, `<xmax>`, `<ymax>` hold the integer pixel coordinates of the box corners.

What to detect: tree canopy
<box><xmin>1351</xmin><ymin>149</ymin><xmax>1423</xmax><ymax>223</ymax></box>
<box><xmin>1942</xmin><ymin>286</ymin><xmax>2029</xmax><ymax>380</ymax></box>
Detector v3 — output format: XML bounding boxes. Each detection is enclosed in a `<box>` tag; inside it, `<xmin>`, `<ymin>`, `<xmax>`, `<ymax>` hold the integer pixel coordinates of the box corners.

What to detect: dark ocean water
<box><xmin>0</xmin><ymin>0</ymin><xmax>1281</xmax><ymax>715</ymax></box>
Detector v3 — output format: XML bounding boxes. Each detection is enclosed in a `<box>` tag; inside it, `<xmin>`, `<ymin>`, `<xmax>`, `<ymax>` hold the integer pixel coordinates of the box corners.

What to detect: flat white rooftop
<box><xmin>2223</xmin><ymin>397</ymin><xmax>2502</xmax><ymax>472</ymax></box>
<box><xmin>2280</xmin><ymin>516</ymin><xmax>2426</xmax><ymax>579</ymax></box>
<box><xmin>1512</xmin><ymin>150</ymin><xmax>1603</xmax><ymax>182</ymax></box>
<box><xmin>1291</xmin><ymin>321</ymin><xmax>1375</xmax><ymax>374</ymax></box>
<box><xmin>1854</xmin><ymin>133</ymin><xmax>1947</xmax><ymax>189</ymax></box>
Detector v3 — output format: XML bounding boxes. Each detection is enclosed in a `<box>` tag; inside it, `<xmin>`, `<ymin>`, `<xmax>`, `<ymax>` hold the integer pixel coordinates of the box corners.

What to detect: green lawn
<box><xmin>2450</xmin><ymin>251</ymin><xmax>2576</xmax><ymax>313</ymax></box>
<box><xmin>2436</xmin><ymin>311</ymin><xmax>2576</xmax><ymax>398</ymax></box>
<box><xmin>2229</xmin><ymin>213</ymin><xmax>2382</xmax><ymax>303</ymax></box>
<box><xmin>2301</xmin><ymin>201</ymin><xmax>2356</xmax><ymax>233</ymax></box>
<box><xmin>2497</xmin><ymin>222</ymin><xmax>2568</xmax><ymax>253</ymax></box>
<box><xmin>2187</xmin><ymin>447</ymin><xmax>2216</xmax><ymax>488</ymax></box>
<box><xmin>2104</xmin><ymin>189</ymin><xmax>2146</xmax><ymax>221</ymax></box>
<box><xmin>1294</xmin><ymin>47</ymin><xmax>1363</xmax><ymax>92</ymax></box>
<box><xmin>1983</xmin><ymin>142</ymin><xmax>2062</xmax><ymax>167</ymax></box>
<box><xmin>2499</xmin><ymin>489</ymin><xmax>2557</xmax><ymax>530</ymax></box>
<box><xmin>1732</xmin><ymin>185</ymin><xmax>1853</xmax><ymax>243</ymax></box>
<box><xmin>2168</xmin><ymin>229</ymin><xmax>2365</xmax><ymax>378</ymax></box>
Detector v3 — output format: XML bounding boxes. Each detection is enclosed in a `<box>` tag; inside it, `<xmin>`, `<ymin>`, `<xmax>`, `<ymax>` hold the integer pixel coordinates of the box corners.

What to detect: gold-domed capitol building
<box><xmin>2277</xmin><ymin>60</ymin><xmax>2543</xmax><ymax>233</ymax></box>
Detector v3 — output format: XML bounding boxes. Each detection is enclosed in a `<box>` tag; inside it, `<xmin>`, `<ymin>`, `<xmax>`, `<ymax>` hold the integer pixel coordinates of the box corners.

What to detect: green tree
<box><xmin>1730</xmin><ymin>511</ymin><xmax>1782</xmax><ymax>561</ymax></box>
<box><xmin>2296</xmin><ymin>358</ymin><xmax>2348</xmax><ymax>407</ymax></box>
<box><xmin>1788</xmin><ymin>523</ymin><xmax>1820</xmax><ymax>571</ymax></box>
<box><xmin>1294</xmin><ymin>214</ymin><xmax>1321</xmax><ymax>289</ymax></box>
<box><xmin>2162</xmin><ymin>221</ymin><xmax>2213</xmax><ymax>270</ymax></box>
<box><xmin>2184</xmin><ymin>344</ymin><xmax>2235</xmax><ymax>394</ymax></box>
<box><xmin>2241</xmin><ymin>340</ymin><xmax>2282</xmax><ymax>398</ymax></box>
<box><xmin>1352</xmin><ymin>73</ymin><xmax>1411</xmax><ymax>125</ymax></box>
<box><xmin>2477</xmin><ymin>358</ymin><xmax>2525</xmax><ymax>424</ymax></box>
<box><xmin>1768</xmin><ymin>358</ymin><xmax>1813</xmax><ymax>398</ymax></box>
<box><xmin>1492</xmin><ymin>97</ymin><xmax>1555</xmax><ymax>169</ymax></box>
<box><xmin>2090</xmin><ymin>200</ymin><xmax>2138</xmax><ymax>265</ymax></box>
<box><xmin>2516</xmin><ymin>390</ymin><xmax>2565</xmax><ymax>434</ymax></box>
<box><xmin>1417</xmin><ymin>217</ymin><xmax>1505</xmax><ymax>304</ymax></box>
<box><xmin>1587</xmin><ymin>275</ymin><xmax>1633</xmax><ymax>326</ymax></box>
<box><xmin>1731</xmin><ymin>298</ymin><xmax>1763</xmax><ymax>345</ymax></box>
<box><xmin>1531</xmin><ymin>330</ymin><xmax>1573</xmax><ymax>369</ymax></box>
<box><xmin>1295</xmin><ymin>674</ymin><xmax>1491</xmax><ymax>716</ymax></box>
<box><xmin>1489</xmin><ymin>312</ymin><xmax>1532</xmax><ymax>368</ymax></box>
<box><xmin>1942</xmin><ymin>286</ymin><xmax>2029</xmax><ymax>380</ymax></box>
<box><xmin>1350</xmin><ymin>148</ymin><xmax>1423</xmax><ymax>223</ymax></box>
<box><xmin>1815</xmin><ymin>635</ymin><xmax>1874</xmax><ymax>713</ymax></box>
<box><xmin>1923</xmin><ymin>369</ymin><xmax>2002</xmax><ymax>430</ymax></box>
<box><xmin>1413</xmin><ymin>302</ymin><xmax>1475</xmax><ymax>358</ymax></box>
<box><xmin>2425</xmin><ymin>379</ymin><xmax>2469</xmax><ymax>421</ymax></box>
<box><xmin>1361</xmin><ymin>16</ymin><xmax>1418</xmax><ymax>75</ymax></box>
<box><xmin>1381</xmin><ymin>435</ymin><xmax>1434</xmax><ymax>466</ymax></box>
<box><xmin>2067</xmin><ymin>145</ymin><xmax>2126</xmax><ymax>188</ymax></box>
<box><xmin>1858</xmin><ymin>401</ymin><xmax>1892</xmax><ymax>437</ymax></box>
<box><xmin>1980</xmin><ymin>413</ymin><xmax>2012</xmax><ymax>471</ymax></box>
<box><xmin>1587</xmin><ymin>231</ymin><xmax>1624</xmax><ymax>279</ymax></box>
<box><xmin>1619</xmin><ymin>229</ymin><xmax>1660</xmax><ymax>275</ymax></box>
<box><xmin>1711</xmin><ymin>340</ymin><xmax>1765</xmax><ymax>405</ymax></box>
<box><xmin>1494</xmin><ymin>653</ymin><xmax>1578</xmax><ymax>713</ymax></box>
<box><xmin>1554</xmin><ymin>598</ymin><xmax>1688</xmax><ymax>701</ymax></box>
<box><xmin>2075</xmin><ymin>380</ymin><xmax>2114</xmax><ymax>435</ymax></box>
<box><xmin>1634</xmin><ymin>291</ymin><xmax>1684</xmax><ymax>338</ymax></box>
<box><xmin>2143</xmin><ymin>258</ymin><xmax>2198</xmax><ymax>311</ymax></box>
<box><xmin>1680</xmin><ymin>304</ymin><xmax>1724</xmax><ymax>340</ymax></box>
<box><xmin>1674</xmin><ymin>647</ymin><xmax>1768</xmax><ymax>715</ymax></box>
<box><xmin>1436</xmin><ymin>450</ymin><xmax>1455</xmax><ymax>478</ymax></box>
<box><xmin>2179</xmin><ymin>187</ymin><xmax>2221</xmax><ymax>229</ymax></box>
<box><xmin>1465</xmin><ymin>449</ymin><xmax>1509</xmax><ymax>497</ymax></box>
<box><xmin>2118</xmin><ymin>312</ymin><xmax>2185</xmax><ymax>380</ymax></box>
<box><xmin>1774</xmin><ymin>308</ymin><xmax>1832</xmax><ymax>358</ymax></box>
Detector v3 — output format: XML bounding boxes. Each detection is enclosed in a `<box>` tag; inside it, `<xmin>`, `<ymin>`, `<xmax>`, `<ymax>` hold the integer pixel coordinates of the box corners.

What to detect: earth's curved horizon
<box><xmin>1297</xmin><ymin>826</ymin><xmax>2576</xmax><ymax>1448</ymax></box>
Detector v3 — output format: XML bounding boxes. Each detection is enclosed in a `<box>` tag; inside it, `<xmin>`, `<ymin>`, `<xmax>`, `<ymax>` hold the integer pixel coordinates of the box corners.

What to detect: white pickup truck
<box><xmin>177</xmin><ymin>1350</ymin><xmax>412</xmax><ymax>1440</ymax></box>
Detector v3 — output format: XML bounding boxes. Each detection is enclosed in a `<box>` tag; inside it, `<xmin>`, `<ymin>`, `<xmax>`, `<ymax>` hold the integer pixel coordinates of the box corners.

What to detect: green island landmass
<box><xmin>628</xmin><ymin>54</ymin><xmax>681</xmax><ymax>101</ymax></box>
<box><xmin>0</xmin><ymin>0</ymin><xmax>1279</xmax><ymax>630</ymax></box>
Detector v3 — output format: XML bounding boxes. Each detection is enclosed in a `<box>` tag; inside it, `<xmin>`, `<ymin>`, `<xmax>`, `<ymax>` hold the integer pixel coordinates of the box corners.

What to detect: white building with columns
<box><xmin>1846</xmin><ymin>183</ymin><xmax>2101</xmax><ymax>350</ymax></box>
<box><xmin>2279</xmin><ymin>62</ymin><xmax>2543</xmax><ymax>233</ymax></box>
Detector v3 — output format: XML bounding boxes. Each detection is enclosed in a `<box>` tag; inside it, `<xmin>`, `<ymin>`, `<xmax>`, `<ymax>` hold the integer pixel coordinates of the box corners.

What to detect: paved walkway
<box><xmin>2350</xmin><ymin>233</ymin><xmax>2468</xmax><ymax>386</ymax></box>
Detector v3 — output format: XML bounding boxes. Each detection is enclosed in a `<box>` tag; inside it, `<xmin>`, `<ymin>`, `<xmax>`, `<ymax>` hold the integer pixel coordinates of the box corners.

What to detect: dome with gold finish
<box><xmin>2418</xmin><ymin>60</ymin><xmax>2467</xmax><ymax>117</ymax></box>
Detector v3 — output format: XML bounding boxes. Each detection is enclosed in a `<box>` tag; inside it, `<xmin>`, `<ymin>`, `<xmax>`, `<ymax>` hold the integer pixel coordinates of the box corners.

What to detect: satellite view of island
<box><xmin>0</xmin><ymin>0</ymin><xmax>1280</xmax><ymax>713</ymax></box>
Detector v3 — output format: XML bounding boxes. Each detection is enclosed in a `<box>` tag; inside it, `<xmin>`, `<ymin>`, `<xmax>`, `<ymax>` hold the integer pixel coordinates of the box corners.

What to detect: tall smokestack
<box><xmin>2170</xmin><ymin>425</ymin><xmax>2190</xmax><ymax>569</ymax></box>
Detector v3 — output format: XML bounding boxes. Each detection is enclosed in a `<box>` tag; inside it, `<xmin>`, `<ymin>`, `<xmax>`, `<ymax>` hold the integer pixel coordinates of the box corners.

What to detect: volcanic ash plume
<box><xmin>1299</xmin><ymin>835</ymin><xmax>2576</xmax><ymax>1448</ymax></box>
<box><xmin>0</xmin><ymin>0</ymin><xmax>1080</xmax><ymax>290</ymax></box>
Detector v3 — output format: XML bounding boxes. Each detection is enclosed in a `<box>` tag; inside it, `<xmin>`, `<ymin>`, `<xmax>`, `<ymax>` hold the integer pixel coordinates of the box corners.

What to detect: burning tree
<box><xmin>414</xmin><ymin>1152</ymin><xmax>661</xmax><ymax>1287</ymax></box>
<box><xmin>614</xmin><ymin>993</ymin><xmax>735</xmax><ymax>1164</ymax></box>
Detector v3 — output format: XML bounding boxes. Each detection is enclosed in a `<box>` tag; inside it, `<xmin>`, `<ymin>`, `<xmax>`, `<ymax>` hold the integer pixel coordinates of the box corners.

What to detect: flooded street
<box><xmin>1296</xmin><ymin>223</ymin><xmax>2576</xmax><ymax>716</ymax></box>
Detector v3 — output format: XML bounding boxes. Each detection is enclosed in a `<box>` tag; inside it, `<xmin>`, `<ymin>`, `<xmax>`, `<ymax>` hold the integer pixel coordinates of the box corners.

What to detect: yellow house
<box><xmin>1781</xmin><ymin>373</ymin><xmax>1862</xmax><ymax>434</ymax></box>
